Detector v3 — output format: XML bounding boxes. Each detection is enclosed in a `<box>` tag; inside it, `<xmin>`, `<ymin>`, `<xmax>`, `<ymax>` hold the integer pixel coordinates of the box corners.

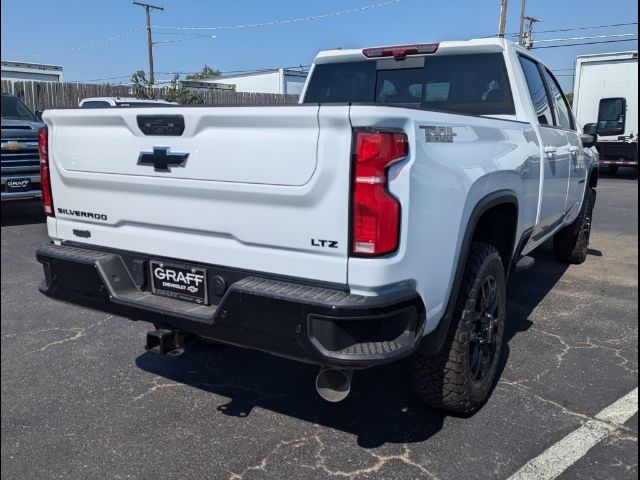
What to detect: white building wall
<box><xmin>1</xmin><ymin>61</ymin><xmax>64</xmax><ymax>83</ymax></box>
<box><xmin>209</xmin><ymin>70</ymin><xmax>308</xmax><ymax>95</ymax></box>
<box><xmin>220</xmin><ymin>72</ymin><xmax>282</xmax><ymax>94</ymax></box>
<box><xmin>1</xmin><ymin>71</ymin><xmax>61</xmax><ymax>82</ymax></box>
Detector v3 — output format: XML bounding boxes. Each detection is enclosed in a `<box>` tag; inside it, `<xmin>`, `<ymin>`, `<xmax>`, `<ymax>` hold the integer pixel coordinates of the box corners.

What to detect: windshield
<box><xmin>1</xmin><ymin>95</ymin><xmax>37</xmax><ymax>122</ymax></box>
<box><xmin>303</xmin><ymin>53</ymin><xmax>515</xmax><ymax>116</ymax></box>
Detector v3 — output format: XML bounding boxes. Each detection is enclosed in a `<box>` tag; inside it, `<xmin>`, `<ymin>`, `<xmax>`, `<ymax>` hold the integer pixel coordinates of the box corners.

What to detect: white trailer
<box><xmin>573</xmin><ymin>51</ymin><xmax>638</xmax><ymax>172</ymax></box>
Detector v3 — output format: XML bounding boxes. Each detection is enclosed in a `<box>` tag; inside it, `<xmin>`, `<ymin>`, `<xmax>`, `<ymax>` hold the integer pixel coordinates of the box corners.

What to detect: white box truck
<box><xmin>573</xmin><ymin>51</ymin><xmax>638</xmax><ymax>174</ymax></box>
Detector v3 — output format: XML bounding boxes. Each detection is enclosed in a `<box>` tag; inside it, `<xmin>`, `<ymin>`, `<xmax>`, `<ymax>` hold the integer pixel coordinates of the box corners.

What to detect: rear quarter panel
<box><xmin>348</xmin><ymin>106</ymin><xmax>541</xmax><ymax>333</ymax></box>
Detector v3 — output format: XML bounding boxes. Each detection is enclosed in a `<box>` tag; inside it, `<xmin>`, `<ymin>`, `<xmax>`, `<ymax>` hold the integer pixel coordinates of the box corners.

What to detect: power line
<box><xmin>533</xmin><ymin>38</ymin><xmax>638</xmax><ymax>49</ymax></box>
<box><xmin>504</xmin><ymin>21</ymin><xmax>638</xmax><ymax>37</ymax></box>
<box><xmin>68</xmin><ymin>75</ymin><xmax>134</xmax><ymax>83</ymax></box>
<box><xmin>526</xmin><ymin>21</ymin><xmax>638</xmax><ymax>35</ymax></box>
<box><xmin>5</xmin><ymin>1</ymin><xmax>401</xmax><ymax>58</ymax></box>
<box><xmin>71</xmin><ymin>65</ymin><xmax>313</xmax><ymax>83</ymax></box>
<box><xmin>154</xmin><ymin>31</ymin><xmax>213</xmax><ymax>36</ymax></box>
<box><xmin>152</xmin><ymin>0</ymin><xmax>401</xmax><ymax>31</ymax></box>
<box><xmin>532</xmin><ymin>33</ymin><xmax>637</xmax><ymax>44</ymax></box>
<box><xmin>8</xmin><ymin>28</ymin><xmax>144</xmax><ymax>58</ymax></box>
<box><xmin>153</xmin><ymin>34</ymin><xmax>216</xmax><ymax>45</ymax></box>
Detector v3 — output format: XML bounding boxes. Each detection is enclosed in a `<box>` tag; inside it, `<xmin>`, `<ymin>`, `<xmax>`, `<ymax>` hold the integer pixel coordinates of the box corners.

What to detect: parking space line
<box><xmin>507</xmin><ymin>387</ymin><xmax>638</xmax><ymax>480</ymax></box>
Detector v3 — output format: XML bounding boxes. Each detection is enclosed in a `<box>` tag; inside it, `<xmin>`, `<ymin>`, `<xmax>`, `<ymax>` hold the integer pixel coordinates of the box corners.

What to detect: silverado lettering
<box><xmin>57</xmin><ymin>208</ymin><xmax>108</xmax><ymax>221</ymax></box>
<box><xmin>36</xmin><ymin>38</ymin><xmax>599</xmax><ymax>412</ymax></box>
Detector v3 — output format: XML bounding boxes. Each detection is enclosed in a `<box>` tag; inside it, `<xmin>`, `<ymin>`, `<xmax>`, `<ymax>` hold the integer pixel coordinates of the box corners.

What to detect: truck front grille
<box><xmin>1</xmin><ymin>137</ymin><xmax>40</xmax><ymax>174</ymax></box>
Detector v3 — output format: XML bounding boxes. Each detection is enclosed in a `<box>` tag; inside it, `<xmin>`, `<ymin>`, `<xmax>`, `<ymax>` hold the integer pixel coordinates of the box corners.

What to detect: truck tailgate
<box><xmin>43</xmin><ymin>105</ymin><xmax>353</xmax><ymax>284</ymax></box>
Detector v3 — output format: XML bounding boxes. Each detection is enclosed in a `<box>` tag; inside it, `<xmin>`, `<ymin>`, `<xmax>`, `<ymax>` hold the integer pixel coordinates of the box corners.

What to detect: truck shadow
<box><xmin>598</xmin><ymin>166</ymin><xmax>638</xmax><ymax>180</ymax></box>
<box><xmin>496</xmin><ymin>246</ymin><xmax>571</xmax><ymax>381</ymax></box>
<box><xmin>135</xmin><ymin>245</ymin><xmax>581</xmax><ymax>448</ymax></box>
<box><xmin>1</xmin><ymin>200</ymin><xmax>46</xmax><ymax>227</ymax></box>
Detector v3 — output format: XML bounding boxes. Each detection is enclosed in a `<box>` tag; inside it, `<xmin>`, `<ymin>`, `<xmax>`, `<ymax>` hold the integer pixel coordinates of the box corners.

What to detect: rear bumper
<box><xmin>36</xmin><ymin>243</ymin><xmax>426</xmax><ymax>368</ymax></box>
<box><xmin>596</xmin><ymin>142</ymin><xmax>638</xmax><ymax>165</ymax></box>
<box><xmin>1</xmin><ymin>189</ymin><xmax>42</xmax><ymax>201</ymax></box>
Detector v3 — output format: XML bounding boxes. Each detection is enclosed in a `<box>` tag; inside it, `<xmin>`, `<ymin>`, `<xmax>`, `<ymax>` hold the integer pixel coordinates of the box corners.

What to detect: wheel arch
<box><xmin>418</xmin><ymin>190</ymin><xmax>519</xmax><ymax>355</ymax></box>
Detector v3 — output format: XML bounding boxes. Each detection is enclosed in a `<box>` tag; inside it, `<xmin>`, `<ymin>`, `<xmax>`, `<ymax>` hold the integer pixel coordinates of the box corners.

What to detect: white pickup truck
<box><xmin>36</xmin><ymin>38</ymin><xmax>599</xmax><ymax>412</ymax></box>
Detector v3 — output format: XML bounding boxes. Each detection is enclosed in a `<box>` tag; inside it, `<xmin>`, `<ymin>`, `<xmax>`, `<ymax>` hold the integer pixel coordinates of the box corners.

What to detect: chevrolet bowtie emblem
<box><xmin>138</xmin><ymin>146</ymin><xmax>189</xmax><ymax>171</ymax></box>
<box><xmin>2</xmin><ymin>141</ymin><xmax>26</xmax><ymax>151</ymax></box>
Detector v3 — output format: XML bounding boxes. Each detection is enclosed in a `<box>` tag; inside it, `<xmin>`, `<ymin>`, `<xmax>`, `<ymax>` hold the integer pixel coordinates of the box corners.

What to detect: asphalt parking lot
<box><xmin>1</xmin><ymin>169</ymin><xmax>637</xmax><ymax>480</ymax></box>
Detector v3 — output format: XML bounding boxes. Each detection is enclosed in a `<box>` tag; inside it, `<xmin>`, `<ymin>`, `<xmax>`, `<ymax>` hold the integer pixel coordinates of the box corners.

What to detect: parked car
<box><xmin>36</xmin><ymin>38</ymin><xmax>598</xmax><ymax>412</ymax></box>
<box><xmin>1</xmin><ymin>93</ymin><xmax>44</xmax><ymax>201</ymax></box>
<box><xmin>79</xmin><ymin>97</ymin><xmax>178</xmax><ymax>108</ymax></box>
<box><xmin>572</xmin><ymin>51</ymin><xmax>638</xmax><ymax>174</ymax></box>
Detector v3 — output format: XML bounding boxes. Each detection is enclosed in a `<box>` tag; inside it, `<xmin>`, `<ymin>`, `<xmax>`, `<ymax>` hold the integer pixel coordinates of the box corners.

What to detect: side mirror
<box><xmin>596</xmin><ymin>98</ymin><xmax>626</xmax><ymax>136</ymax></box>
<box><xmin>35</xmin><ymin>110</ymin><xmax>43</xmax><ymax>121</ymax></box>
<box><xmin>581</xmin><ymin>123</ymin><xmax>598</xmax><ymax>148</ymax></box>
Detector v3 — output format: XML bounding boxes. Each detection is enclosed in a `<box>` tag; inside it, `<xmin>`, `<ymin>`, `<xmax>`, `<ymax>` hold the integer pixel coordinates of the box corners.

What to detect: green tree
<box><xmin>164</xmin><ymin>74</ymin><xmax>205</xmax><ymax>105</ymax></box>
<box><xmin>131</xmin><ymin>70</ymin><xmax>153</xmax><ymax>99</ymax></box>
<box><xmin>185</xmin><ymin>65</ymin><xmax>221</xmax><ymax>80</ymax></box>
<box><xmin>565</xmin><ymin>92</ymin><xmax>574</xmax><ymax>106</ymax></box>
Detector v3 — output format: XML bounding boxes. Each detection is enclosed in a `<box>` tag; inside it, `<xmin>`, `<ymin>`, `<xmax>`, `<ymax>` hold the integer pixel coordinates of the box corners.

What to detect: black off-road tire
<box><xmin>553</xmin><ymin>187</ymin><xmax>596</xmax><ymax>265</ymax></box>
<box><xmin>410</xmin><ymin>242</ymin><xmax>506</xmax><ymax>413</ymax></box>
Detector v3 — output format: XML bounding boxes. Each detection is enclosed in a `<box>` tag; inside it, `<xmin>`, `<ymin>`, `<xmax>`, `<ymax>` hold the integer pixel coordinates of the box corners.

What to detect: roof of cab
<box><xmin>313</xmin><ymin>38</ymin><xmax>516</xmax><ymax>64</ymax></box>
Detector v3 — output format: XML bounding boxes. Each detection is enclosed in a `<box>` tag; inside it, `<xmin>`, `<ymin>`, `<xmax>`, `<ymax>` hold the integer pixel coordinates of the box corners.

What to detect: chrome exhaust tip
<box><xmin>315</xmin><ymin>367</ymin><xmax>353</xmax><ymax>403</ymax></box>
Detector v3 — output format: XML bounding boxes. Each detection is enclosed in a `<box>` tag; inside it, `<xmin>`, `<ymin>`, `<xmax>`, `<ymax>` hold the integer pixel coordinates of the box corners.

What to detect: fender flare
<box><xmin>417</xmin><ymin>190</ymin><xmax>519</xmax><ymax>356</ymax></box>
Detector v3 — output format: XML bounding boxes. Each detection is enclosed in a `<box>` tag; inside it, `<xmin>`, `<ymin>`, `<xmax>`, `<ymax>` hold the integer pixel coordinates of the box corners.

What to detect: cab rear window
<box><xmin>304</xmin><ymin>53</ymin><xmax>515</xmax><ymax>116</ymax></box>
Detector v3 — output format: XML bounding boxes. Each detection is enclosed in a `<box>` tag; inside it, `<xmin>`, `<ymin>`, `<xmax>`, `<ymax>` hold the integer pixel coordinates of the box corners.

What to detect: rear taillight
<box><xmin>362</xmin><ymin>43</ymin><xmax>439</xmax><ymax>59</ymax></box>
<box><xmin>38</xmin><ymin>127</ymin><xmax>54</xmax><ymax>216</ymax></box>
<box><xmin>351</xmin><ymin>131</ymin><xmax>407</xmax><ymax>256</ymax></box>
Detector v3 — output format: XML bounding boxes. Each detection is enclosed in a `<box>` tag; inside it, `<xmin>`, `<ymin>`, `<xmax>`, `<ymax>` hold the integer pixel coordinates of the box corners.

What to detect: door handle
<box><xmin>544</xmin><ymin>146</ymin><xmax>557</xmax><ymax>156</ymax></box>
<box><xmin>569</xmin><ymin>146</ymin><xmax>580</xmax><ymax>153</ymax></box>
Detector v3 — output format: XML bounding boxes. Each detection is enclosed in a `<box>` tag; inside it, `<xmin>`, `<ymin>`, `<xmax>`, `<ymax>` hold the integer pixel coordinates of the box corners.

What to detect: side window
<box><xmin>542</xmin><ymin>68</ymin><xmax>575</xmax><ymax>130</ymax></box>
<box><xmin>519</xmin><ymin>56</ymin><xmax>554</xmax><ymax>126</ymax></box>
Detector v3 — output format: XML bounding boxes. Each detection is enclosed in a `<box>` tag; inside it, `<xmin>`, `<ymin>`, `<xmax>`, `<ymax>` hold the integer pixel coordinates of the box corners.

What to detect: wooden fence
<box><xmin>1</xmin><ymin>80</ymin><xmax>300</xmax><ymax>111</ymax></box>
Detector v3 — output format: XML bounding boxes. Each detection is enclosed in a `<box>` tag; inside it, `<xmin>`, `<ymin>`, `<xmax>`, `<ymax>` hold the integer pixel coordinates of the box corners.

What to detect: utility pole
<box><xmin>133</xmin><ymin>1</ymin><xmax>164</xmax><ymax>85</ymax></box>
<box><xmin>518</xmin><ymin>0</ymin><xmax>527</xmax><ymax>45</ymax></box>
<box><xmin>498</xmin><ymin>0</ymin><xmax>509</xmax><ymax>38</ymax></box>
<box><xmin>523</xmin><ymin>16</ymin><xmax>540</xmax><ymax>49</ymax></box>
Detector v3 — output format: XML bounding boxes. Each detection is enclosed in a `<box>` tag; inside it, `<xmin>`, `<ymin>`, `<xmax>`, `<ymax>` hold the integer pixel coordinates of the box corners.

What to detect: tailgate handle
<box><xmin>137</xmin><ymin>115</ymin><xmax>185</xmax><ymax>136</ymax></box>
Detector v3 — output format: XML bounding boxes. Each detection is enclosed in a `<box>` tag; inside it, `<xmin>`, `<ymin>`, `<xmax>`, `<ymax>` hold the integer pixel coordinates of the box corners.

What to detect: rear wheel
<box><xmin>410</xmin><ymin>242</ymin><xmax>506</xmax><ymax>413</ymax></box>
<box><xmin>553</xmin><ymin>187</ymin><xmax>595</xmax><ymax>264</ymax></box>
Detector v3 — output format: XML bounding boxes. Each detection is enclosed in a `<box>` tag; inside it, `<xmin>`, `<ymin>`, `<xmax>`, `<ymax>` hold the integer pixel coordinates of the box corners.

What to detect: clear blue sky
<box><xmin>1</xmin><ymin>0</ymin><xmax>637</xmax><ymax>92</ymax></box>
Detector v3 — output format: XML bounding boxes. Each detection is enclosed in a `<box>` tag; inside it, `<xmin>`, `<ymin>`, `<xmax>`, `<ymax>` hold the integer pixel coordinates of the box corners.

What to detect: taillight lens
<box><xmin>351</xmin><ymin>131</ymin><xmax>407</xmax><ymax>256</ymax></box>
<box><xmin>38</xmin><ymin>127</ymin><xmax>54</xmax><ymax>216</ymax></box>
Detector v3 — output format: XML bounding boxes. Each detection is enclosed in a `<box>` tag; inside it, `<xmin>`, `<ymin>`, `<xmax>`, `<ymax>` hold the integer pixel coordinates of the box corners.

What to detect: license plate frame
<box><xmin>6</xmin><ymin>177</ymin><xmax>31</xmax><ymax>192</ymax></box>
<box><xmin>149</xmin><ymin>260</ymin><xmax>208</xmax><ymax>305</ymax></box>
